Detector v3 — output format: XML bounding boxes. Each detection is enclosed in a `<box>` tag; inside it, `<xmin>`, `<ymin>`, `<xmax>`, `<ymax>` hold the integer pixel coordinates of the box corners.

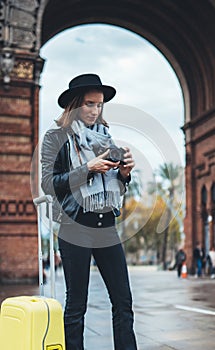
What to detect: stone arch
<box><xmin>1</xmin><ymin>0</ymin><xmax>215</xmax><ymax>280</ymax></box>
<box><xmin>40</xmin><ymin>0</ymin><xmax>215</xmax><ymax>122</ymax></box>
<box><xmin>38</xmin><ymin>0</ymin><xmax>215</xmax><ymax>274</ymax></box>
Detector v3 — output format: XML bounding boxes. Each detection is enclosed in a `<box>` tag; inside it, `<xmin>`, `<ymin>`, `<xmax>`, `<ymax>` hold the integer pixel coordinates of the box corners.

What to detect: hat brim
<box><xmin>58</xmin><ymin>85</ymin><xmax>116</xmax><ymax>108</ymax></box>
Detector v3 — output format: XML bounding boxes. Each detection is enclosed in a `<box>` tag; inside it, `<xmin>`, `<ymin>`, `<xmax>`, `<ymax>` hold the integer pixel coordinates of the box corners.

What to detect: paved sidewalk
<box><xmin>58</xmin><ymin>266</ymin><xmax>215</xmax><ymax>350</ymax></box>
<box><xmin>1</xmin><ymin>267</ymin><xmax>215</xmax><ymax>349</ymax></box>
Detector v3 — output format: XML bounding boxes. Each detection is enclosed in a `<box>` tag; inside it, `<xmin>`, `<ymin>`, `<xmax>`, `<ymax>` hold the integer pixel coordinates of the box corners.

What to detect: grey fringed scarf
<box><xmin>67</xmin><ymin>120</ymin><xmax>122</xmax><ymax>213</ymax></box>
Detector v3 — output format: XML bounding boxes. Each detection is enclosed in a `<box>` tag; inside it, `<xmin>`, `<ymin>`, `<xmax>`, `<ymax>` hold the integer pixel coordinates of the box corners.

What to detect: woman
<box><xmin>41</xmin><ymin>73</ymin><xmax>138</xmax><ymax>350</ymax></box>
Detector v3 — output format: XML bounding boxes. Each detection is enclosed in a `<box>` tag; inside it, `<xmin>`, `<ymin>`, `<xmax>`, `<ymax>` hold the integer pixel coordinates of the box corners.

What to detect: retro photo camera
<box><xmin>105</xmin><ymin>145</ymin><xmax>126</xmax><ymax>165</ymax></box>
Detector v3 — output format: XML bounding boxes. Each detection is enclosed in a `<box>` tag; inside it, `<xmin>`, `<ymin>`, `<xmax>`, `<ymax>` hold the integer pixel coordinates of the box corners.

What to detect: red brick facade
<box><xmin>183</xmin><ymin>110</ymin><xmax>215</xmax><ymax>270</ymax></box>
<box><xmin>0</xmin><ymin>54</ymin><xmax>44</xmax><ymax>282</ymax></box>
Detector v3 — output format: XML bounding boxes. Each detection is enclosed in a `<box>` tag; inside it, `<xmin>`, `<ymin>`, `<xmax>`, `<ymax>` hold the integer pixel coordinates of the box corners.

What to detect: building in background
<box><xmin>0</xmin><ymin>0</ymin><xmax>215</xmax><ymax>281</ymax></box>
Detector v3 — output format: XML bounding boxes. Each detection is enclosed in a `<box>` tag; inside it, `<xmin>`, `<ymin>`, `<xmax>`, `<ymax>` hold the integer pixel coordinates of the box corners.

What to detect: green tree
<box><xmin>121</xmin><ymin>198</ymin><xmax>146</xmax><ymax>262</ymax></box>
<box><xmin>148</xmin><ymin>162</ymin><xmax>184</xmax><ymax>269</ymax></box>
<box><xmin>140</xmin><ymin>196</ymin><xmax>165</xmax><ymax>261</ymax></box>
<box><xmin>120</xmin><ymin>169</ymin><xmax>143</xmax><ymax>242</ymax></box>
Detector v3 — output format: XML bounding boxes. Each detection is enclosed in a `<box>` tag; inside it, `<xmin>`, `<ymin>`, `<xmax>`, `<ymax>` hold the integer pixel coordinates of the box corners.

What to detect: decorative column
<box><xmin>0</xmin><ymin>0</ymin><xmax>44</xmax><ymax>282</ymax></box>
<box><xmin>182</xmin><ymin>126</ymin><xmax>196</xmax><ymax>273</ymax></box>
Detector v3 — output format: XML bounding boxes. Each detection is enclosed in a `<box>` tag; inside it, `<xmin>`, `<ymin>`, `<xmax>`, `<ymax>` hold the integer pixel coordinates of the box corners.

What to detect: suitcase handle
<box><xmin>33</xmin><ymin>195</ymin><xmax>55</xmax><ymax>299</ymax></box>
<box><xmin>33</xmin><ymin>194</ymin><xmax>53</xmax><ymax>206</ymax></box>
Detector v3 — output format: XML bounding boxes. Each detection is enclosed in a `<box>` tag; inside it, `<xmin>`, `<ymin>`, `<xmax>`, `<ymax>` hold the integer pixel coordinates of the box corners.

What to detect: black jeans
<box><xmin>58</xmin><ymin>234</ymin><xmax>137</xmax><ymax>350</ymax></box>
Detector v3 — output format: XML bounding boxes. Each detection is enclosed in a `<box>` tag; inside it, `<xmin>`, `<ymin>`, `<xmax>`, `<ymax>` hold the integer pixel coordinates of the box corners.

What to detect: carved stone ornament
<box><xmin>11</xmin><ymin>0</ymin><xmax>40</xmax><ymax>13</ymax></box>
<box><xmin>0</xmin><ymin>0</ymin><xmax>40</xmax><ymax>50</ymax></box>
<box><xmin>12</xmin><ymin>60</ymin><xmax>34</xmax><ymax>79</ymax></box>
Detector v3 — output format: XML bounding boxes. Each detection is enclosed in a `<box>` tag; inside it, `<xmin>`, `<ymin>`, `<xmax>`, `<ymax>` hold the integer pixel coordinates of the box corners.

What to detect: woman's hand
<box><xmin>118</xmin><ymin>147</ymin><xmax>135</xmax><ymax>178</ymax></box>
<box><xmin>87</xmin><ymin>150</ymin><xmax>120</xmax><ymax>174</ymax></box>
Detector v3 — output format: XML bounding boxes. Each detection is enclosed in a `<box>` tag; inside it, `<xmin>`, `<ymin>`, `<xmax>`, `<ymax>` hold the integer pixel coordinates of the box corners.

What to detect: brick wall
<box><xmin>0</xmin><ymin>55</ymin><xmax>42</xmax><ymax>282</ymax></box>
<box><xmin>0</xmin><ymin>234</ymin><xmax>38</xmax><ymax>281</ymax></box>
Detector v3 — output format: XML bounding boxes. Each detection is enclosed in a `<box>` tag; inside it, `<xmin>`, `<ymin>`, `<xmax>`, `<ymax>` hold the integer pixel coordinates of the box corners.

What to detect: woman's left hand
<box><xmin>118</xmin><ymin>147</ymin><xmax>135</xmax><ymax>178</ymax></box>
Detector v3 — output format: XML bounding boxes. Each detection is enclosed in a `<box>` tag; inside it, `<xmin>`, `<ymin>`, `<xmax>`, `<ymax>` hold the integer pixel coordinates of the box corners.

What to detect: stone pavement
<box><xmin>1</xmin><ymin>266</ymin><xmax>215</xmax><ymax>349</ymax></box>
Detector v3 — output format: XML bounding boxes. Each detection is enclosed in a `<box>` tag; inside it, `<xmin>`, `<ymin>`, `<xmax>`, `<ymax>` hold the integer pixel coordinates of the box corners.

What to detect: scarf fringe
<box><xmin>83</xmin><ymin>191</ymin><xmax>121</xmax><ymax>213</ymax></box>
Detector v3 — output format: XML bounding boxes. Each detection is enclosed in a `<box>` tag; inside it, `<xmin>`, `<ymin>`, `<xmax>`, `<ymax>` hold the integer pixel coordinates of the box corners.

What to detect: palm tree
<box><xmin>148</xmin><ymin>162</ymin><xmax>183</xmax><ymax>269</ymax></box>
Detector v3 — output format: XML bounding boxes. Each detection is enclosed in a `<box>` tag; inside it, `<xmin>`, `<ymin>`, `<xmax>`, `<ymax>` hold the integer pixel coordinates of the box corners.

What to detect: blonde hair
<box><xmin>55</xmin><ymin>90</ymin><xmax>108</xmax><ymax>128</ymax></box>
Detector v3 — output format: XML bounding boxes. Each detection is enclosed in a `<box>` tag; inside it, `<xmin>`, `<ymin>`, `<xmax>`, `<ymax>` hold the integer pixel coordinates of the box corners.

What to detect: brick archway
<box><xmin>0</xmin><ymin>0</ymin><xmax>215</xmax><ymax>281</ymax></box>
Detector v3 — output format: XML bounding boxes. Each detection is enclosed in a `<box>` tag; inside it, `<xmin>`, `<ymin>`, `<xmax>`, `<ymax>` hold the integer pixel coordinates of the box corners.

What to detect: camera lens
<box><xmin>109</xmin><ymin>148</ymin><xmax>120</xmax><ymax>161</ymax></box>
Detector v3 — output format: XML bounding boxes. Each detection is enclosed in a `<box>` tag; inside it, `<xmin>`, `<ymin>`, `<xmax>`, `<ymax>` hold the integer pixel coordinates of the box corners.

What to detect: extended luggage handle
<box><xmin>33</xmin><ymin>195</ymin><xmax>55</xmax><ymax>299</ymax></box>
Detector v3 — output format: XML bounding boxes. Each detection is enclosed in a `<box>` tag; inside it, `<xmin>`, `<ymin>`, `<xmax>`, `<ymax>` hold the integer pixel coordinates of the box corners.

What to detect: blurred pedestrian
<box><xmin>207</xmin><ymin>246</ymin><xmax>215</xmax><ymax>279</ymax></box>
<box><xmin>193</xmin><ymin>242</ymin><xmax>205</xmax><ymax>277</ymax></box>
<box><xmin>175</xmin><ymin>248</ymin><xmax>186</xmax><ymax>278</ymax></box>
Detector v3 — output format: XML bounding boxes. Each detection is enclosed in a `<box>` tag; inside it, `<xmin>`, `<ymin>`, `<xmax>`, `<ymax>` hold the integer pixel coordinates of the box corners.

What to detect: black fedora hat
<box><xmin>58</xmin><ymin>73</ymin><xmax>116</xmax><ymax>108</ymax></box>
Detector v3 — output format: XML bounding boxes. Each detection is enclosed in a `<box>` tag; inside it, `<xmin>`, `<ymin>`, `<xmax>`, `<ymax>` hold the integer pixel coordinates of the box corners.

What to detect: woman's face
<box><xmin>79</xmin><ymin>90</ymin><xmax>104</xmax><ymax>126</ymax></box>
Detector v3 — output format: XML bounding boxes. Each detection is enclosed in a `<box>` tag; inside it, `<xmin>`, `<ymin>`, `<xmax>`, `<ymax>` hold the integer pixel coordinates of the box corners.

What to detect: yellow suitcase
<box><xmin>0</xmin><ymin>195</ymin><xmax>65</xmax><ymax>350</ymax></box>
<box><xmin>0</xmin><ymin>296</ymin><xmax>65</xmax><ymax>350</ymax></box>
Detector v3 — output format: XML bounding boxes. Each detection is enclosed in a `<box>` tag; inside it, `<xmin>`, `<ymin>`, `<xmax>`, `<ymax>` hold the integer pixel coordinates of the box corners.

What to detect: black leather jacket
<box><xmin>41</xmin><ymin>128</ymin><xmax>130</xmax><ymax>222</ymax></box>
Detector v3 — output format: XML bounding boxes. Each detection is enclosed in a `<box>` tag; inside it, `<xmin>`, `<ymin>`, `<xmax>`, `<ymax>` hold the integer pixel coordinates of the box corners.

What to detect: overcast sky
<box><xmin>39</xmin><ymin>24</ymin><xmax>184</xmax><ymax>184</ymax></box>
